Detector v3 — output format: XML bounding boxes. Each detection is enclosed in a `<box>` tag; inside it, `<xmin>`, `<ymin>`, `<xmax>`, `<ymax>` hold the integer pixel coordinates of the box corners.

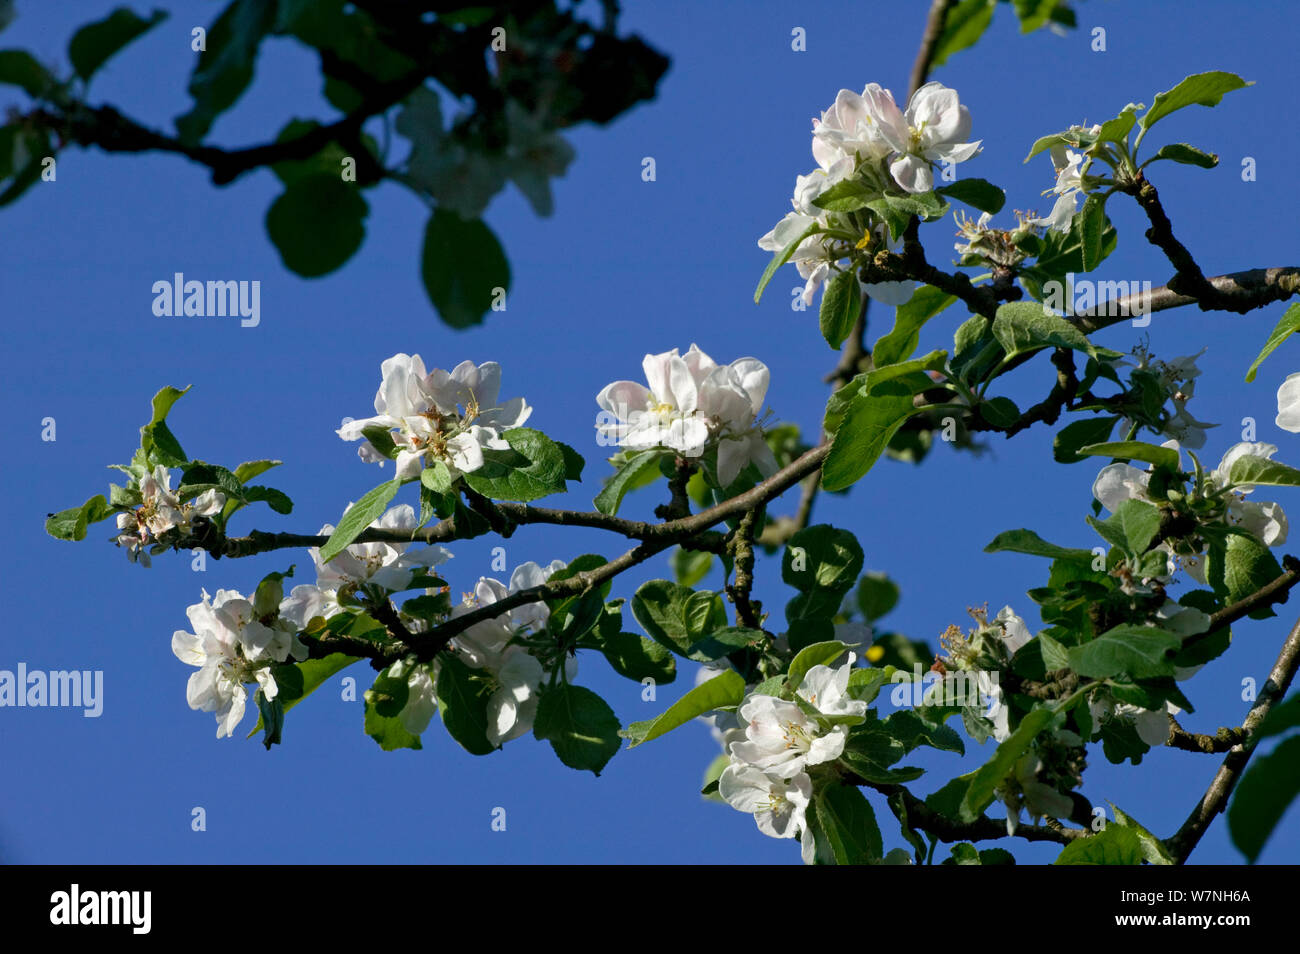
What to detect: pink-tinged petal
<box><xmin>863</xmin><ymin>84</ymin><xmax>909</xmax><ymax>151</ymax></box>
<box><xmin>682</xmin><ymin>343</ymin><xmax>718</xmax><ymax>383</ymax></box>
<box><xmin>717</xmin><ymin>439</ymin><xmax>745</xmax><ymax>488</ymax></box>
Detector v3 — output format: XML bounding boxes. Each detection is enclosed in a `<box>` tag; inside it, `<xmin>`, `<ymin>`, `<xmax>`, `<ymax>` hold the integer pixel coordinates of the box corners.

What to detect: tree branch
<box><xmin>909</xmin><ymin>0</ymin><xmax>955</xmax><ymax>99</ymax></box>
<box><xmin>1164</xmin><ymin>609</ymin><xmax>1300</xmax><ymax>863</ymax></box>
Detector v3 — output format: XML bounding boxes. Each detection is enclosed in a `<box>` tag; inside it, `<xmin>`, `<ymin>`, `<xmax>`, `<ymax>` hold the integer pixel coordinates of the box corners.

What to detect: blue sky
<box><xmin>2</xmin><ymin>0</ymin><xmax>1298</xmax><ymax>863</ymax></box>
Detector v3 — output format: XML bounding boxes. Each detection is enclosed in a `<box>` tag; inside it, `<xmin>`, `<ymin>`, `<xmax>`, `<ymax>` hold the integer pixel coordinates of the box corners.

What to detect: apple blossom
<box><xmin>447</xmin><ymin>560</ymin><xmax>574</xmax><ymax>744</ymax></box>
<box><xmin>596</xmin><ymin>344</ymin><xmax>778</xmax><ymax>486</ymax></box>
<box><xmin>338</xmin><ymin>353</ymin><xmax>531</xmax><ymax>480</ymax></box>
<box><xmin>172</xmin><ymin>588</ymin><xmax>307</xmax><ymax>739</ymax></box>
<box><xmin>869</xmin><ymin>81</ymin><xmax>981</xmax><ymax>194</ymax></box>
<box><xmin>114</xmin><ymin>465</ymin><xmax>225</xmax><ymax>566</ymax></box>
<box><xmin>728</xmin><ymin>693</ymin><xmax>849</xmax><ymax>778</ymax></box>
<box><xmin>718</xmin><ymin>763</ymin><xmax>816</xmax><ymax>864</ymax></box>
<box><xmin>313</xmin><ymin>503</ymin><xmax>452</xmax><ymax>594</ymax></box>
<box><xmin>796</xmin><ymin>653</ymin><xmax>868</xmax><ymax>721</ymax></box>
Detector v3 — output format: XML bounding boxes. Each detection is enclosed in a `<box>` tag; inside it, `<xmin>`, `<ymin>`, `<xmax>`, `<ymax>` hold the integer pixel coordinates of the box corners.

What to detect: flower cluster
<box><xmin>114</xmin><ymin>465</ymin><xmax>225</xmax><ymax>566</ymax></box>
<box><xmin>717</xmin><ymin>654</ymin><xmax>867</xmax><ymax>864</ymax></box>
<box><xmin>448</xmin><ymin>560</ymin><xmax>572</xmax><ymax>745</ymax></box>
<box><xmin>338</xmin><ymin>353</ymin><xmax>531</xmax><ymax>480</ymax></box>
<box><xmin>596</xmin><ymin>344</ymin><xmax>778</xmax><ymax>486</ymax></box>
<box><xmin>759</xmin><ymin>81</ymin><xmax>982</xmax><ymax>310</ymax></box>
<box><xmin>1094</xmin><ymin>439</ymin><xmax>1288</xmax><ymax>583</ymax></box>
<box><xmin>280</xmin><ymin>502</ymin><xmax>453</xmax><ymax>631</ymax></box>
<box><xmin>172</xmin><ymin>588</ymin><xmax>307</xmax><ymax>738</ymax></box>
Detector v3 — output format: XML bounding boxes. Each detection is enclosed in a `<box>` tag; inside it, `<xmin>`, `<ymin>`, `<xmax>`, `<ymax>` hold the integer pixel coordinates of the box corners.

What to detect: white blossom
<box><xmin>596</xmin><ymin>344</ymin><xmax>778</xmax><ymax>486</ymax></box>
<box><xmin>338</xmin><ymin>354</ymin><xmax>530</xmax><ymax>480</ymax></box>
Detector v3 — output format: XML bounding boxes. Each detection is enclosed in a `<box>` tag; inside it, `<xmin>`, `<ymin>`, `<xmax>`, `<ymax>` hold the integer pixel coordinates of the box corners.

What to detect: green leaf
<box><xmin>856</xmin><ymin>572</ymin><xmax>900</xmax><ymax>622</ymax></box>
<box><xmin>820</xmin><ymin>269</ymin><xmax>861</xmax><ymax>350</ymax></box>
<box><xmin>1053</xmin><ymin>824</ymin><xmax>1144</xmax><ymax>865</ymax></box>
<box><xmin>809</xmin><ymin>177</ymin><xmax>873</xmax><ymax>212</ymax></box>
<box><xmin>593</xmin><ymin>448</ymin><xmax>667</xmax><ymax>515</ymax></box>
<box><xmin>755</xmin><ymin>219</ymin><xmax>819</xmax><ymax>304</ymax></box>
<box><xmin>69</xmin><ymin>7</ymin><xmax>167</xmax><ymax>82</ymax></box>
<box><xmin>1255</xmin><ymin>691</ymin><xmax>1300</xmax><ymax>741</ymax></box>
<box><xmin>992</xmin><ymin>301</ymin><xmax>1095</xmax><ymax>359</ymax></box>
<box><xmin>787</xmin><ymin>641</ymin><xmax>851</xmax><ymax>692</ymax></box>
<box><xmin>1011</xmin><ymin>0</ymin><xmax>1057</xmax><ymax>32</ymax></box>
<box><xmin>1110</xmin><ymin>803</ymin><xmax>1176</xmax><ymax>864</ymax></box>
<box><xmin>936</xmin><ymin>178</ymin><xmax>1006</xmax><ymax>214</ymax></box>
<box><xmin>1228</xmin><ymin>734</ymin><xmax>1300</xmax><ymax>863</ymax></box>
<box><xmin>1076</xmin><ymin>440</ymin><xmax>1180</xmax><ymax>471</ymax></box>
<box><xmin>960</xmin><ymin>707</ymin><xmax>1055</xmax><ymax>821</ymax></box>
<box><xmin>241</xmin><ymin>484</ymin><xmax>293</xmax><ymax>515</ymax></box>
<box><xmin>670</xmin><ymin>547</ymin><xmax>713</xmax><ymax>588</ymax></box>
<box><xmin>534</xmin><ymin>684</ymin><xmax>622</xmax><ymax>775</ymax></box>
<box><xmin>1053</xmin><ymin>416</ymin><xmax>1118</xmax><ymax>463</ymax></box>
<box><xmin>930</xmin><ymin>0</ymin><xmax>996</xmax><ymax>68</ymax></box>
<box><xmin>1245</xmin><ymin>303</ymin><xmax>1300</xmax><ymax>383</ymax></box>
<box><xmin>981</xmin><ymin>396</ymin><xmax>1019</xmax><ymax>427</ymax></box>
<box><xmin>1144</xmin><ymin>142</ymin><xmax>1218</xmax><ymax>169</ymax></box>
<box><xmin>821</xmin><ymin>380</ymin><xmax>919</xmax><ymax>492</ymax></box>
<box><xmin>363</xmin><ymin>704</ymin><xmax>421</xmax><ymax>751</ymax></box>
<box><xmin>983</xmin><ymin>528</ymin><xmax>1094</xmax><ymax>563</ymax></box>
<box><xmin>1092</xmin><ymin>102</ymin><xmax>1142</xmax><ymax>146</ymax></box>
<box><xmin>1086</xmin><ymin>498</ymin><xmax>1161</xmax><ymax>556</ymax></box>
<box><xmin>319</xmin><ymin>479</ymin><xmax>400</xmax><ymax>563</ymax></box>
<box><xmin>590</xmin><ymin>629</ymin><xmax>677</xmax><ymax>684</ymax></box>
<box><xmin>249</xmin><ymin>653</ymin><xmax>357</xmax><ymax>737</ymax></box>
<box><xmin>435</xmin><ymin>654</ymin><xmax>495</xmax><ymax>755</ymax></box>
<box><xmin>630</xmin><ymin>580</ymin><xmax>729</xmax><ymax>661</ymax></box>
<box><xmin>1068</xmin><ymin>625</ymin><xmax>1181</xmax><ymax>679</ymax></box>
<box><xmin>266</xmin><ymin>174</ymin><xmax>368</xmax><ymax>277</ymax></box>
<box><xmin>815</xmin><ymin>783</ymin><xmax>883</xmax><ymax>864</ymax></box>
<box><xmin>174</xmin><ymin>0</ymin><xmax>278</xmax><ymax>142</ymax></box>
<box><xmin>463</xmin><ymin>428</ymin><xmax>569</xmax><ymax>502</ymax></box>
<box><xmin>1079</xmin><ymin>194</ymin><xmax>1106</xmax><ymax>272</ymax></box>
<box><xmin>45</xmin><ymin>494</ymin><xmax>112</xmax><ymax>542</ymax></box>
<box><xmin>621</xmin><ymin>669</ymin><xmax>745</xmax><ymax>747</ymax></box>
<box><xmin>873</xmin><ymin>285</ymin><xmax>956</xmax><ymax>367</ymax></box>
<box><xmin>421</xmin><ymin>209</ymin><xmax>510</xmax><ymax>329</ymax></box>
<box><xmin>783</xmin><ymin>525</ymin><xmax>865</xmax><ymax>595</ymax></box>
<box><xmin>232</xmin><ymin>459</ymin><xmax>280</xmax><ymax>484</ymax></box>
<box><xmin>1228</xmin><ymin>455</ymin><xmax>1300</xmax><ymax>489</ymax></box>
<box><xmin>1138</xmin><ymin>71</ymin><xmax>1253</xmax><ymax>136</ymax></box>
<box><xmin>0</xmin><ymin>50</ymin><xmax>54</xmax><ymax>97</ymax></box>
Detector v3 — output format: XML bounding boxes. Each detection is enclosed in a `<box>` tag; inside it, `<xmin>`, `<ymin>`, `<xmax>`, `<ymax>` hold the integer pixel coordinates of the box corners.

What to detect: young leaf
<box><xmin>755</xmin><ymin>219</ymin><xmax>819</xmax><ymax>304</ymax></box>
<box><xmin>1137</xmin><ymin>71</ymin><xmax>1253</xmax><ymax>137</ymax></box>
<box><xmin>820</xmin><ymin>269</ymin><xmax>861</xmax><ymax>350</ymax></box>
<box><xmin>1245</xmin><ymin>302</ymin><xmax>1300</xmax><ymax>383</ymax></box>
<box><xmin>319</xmin><ymin>479</ymin><xmax>400</xmax><ymax>563</ymax></box>
<box><xmin>622</xmin><ymin>669</ymin><xmax>745</xmax><ymax>746</ymax></box>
